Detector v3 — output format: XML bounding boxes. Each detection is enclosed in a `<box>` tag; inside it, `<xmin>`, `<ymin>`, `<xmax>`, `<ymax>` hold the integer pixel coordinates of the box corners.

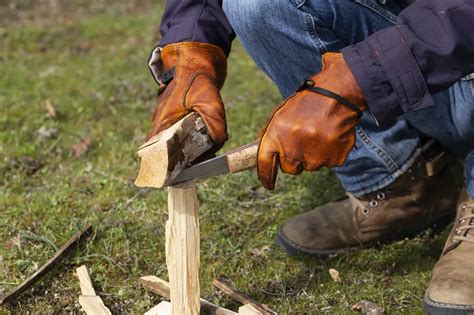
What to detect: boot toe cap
<box><xmin>276</xmin><ymin>201</ymin><xmax>358</xmax><ymax>256</ymax></box>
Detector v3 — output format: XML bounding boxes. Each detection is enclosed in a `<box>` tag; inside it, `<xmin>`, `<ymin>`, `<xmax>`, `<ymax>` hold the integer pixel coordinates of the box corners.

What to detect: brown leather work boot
<box><xmin>276</xmin><ymin>150</ymin><xmax>459</xmax><ymax>257</ymax></box>
<box><xmin>424</xmin><ymin>189</ymin><xmax>474</xmax><ymax>314</ymax></box>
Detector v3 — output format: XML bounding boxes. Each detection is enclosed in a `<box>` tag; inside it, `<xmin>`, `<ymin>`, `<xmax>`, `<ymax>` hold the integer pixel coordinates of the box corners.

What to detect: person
<box><xmin>146</xmin><ymin>0</ymin><xmax>474</xmax><ymax>312</ymax></box>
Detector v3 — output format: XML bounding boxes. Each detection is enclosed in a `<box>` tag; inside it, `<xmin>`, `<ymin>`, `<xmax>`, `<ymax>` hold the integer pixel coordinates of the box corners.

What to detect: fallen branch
<box><xmin>212</xmin><ymin>279</ymin><xmax>276</xmax><ymax>315</ymax></box>
<box><xmin>0</xmin><ymin>224</ymin><xmax>93</xmax><ymax>305</ymax></box>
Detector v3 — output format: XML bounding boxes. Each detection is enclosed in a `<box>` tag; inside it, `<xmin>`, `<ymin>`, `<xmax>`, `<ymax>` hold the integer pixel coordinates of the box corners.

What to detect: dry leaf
<box><xmin>44</xmin><ymin>99</ymin><xmax>57</xmax><ymax>117</ymax></box>
<box><xmin>351</xmin><ymin>300</ymin><xmax>384</xmax><ymax>315</ymax></box>
<box><xmin>36</xmin><ymin>126</ymin><xmax>58</xmax><ymax>139</ymax></box>
<box><xmin>72</xmin><ymin>138</ymin><xmax>92</xmax><ymax>158</ymax></box>
<box><xmin>250</xmin><ymin>245</ymin><xmax>270</xmax><ymax>258</ymax></box>
<box><xmin>6</xmin><ymin>235</ymin><xmax>21</xmax><ymax>250</ymax></box>
<box><xmin>329</xmin><ymin>268</ymin><xmax>342</xmax><ymax>283</ymax></box>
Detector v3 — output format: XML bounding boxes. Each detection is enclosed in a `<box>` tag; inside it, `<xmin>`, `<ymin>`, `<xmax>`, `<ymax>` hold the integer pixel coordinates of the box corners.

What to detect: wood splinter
<box><xmin>76</xmin><ymin>265</ymin><xmax>111</xmax><ymax>315</ymax></box>
<box><xmin>140</xmin><ymin>275</ymin><xmax>236</xmax><ymax>315</ymax></box>
<box><xmin>212</xmin><ymin>278</ymin><xmax>276</xmax><ymax>315</ymax></box>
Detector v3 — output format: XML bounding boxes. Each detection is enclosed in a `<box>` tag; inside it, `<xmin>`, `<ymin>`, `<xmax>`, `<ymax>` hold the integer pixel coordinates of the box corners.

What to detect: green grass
<box><xmin>0</xmin><ymin>1</ymin><xmax>449</xmax><ymax>313</ymax></box>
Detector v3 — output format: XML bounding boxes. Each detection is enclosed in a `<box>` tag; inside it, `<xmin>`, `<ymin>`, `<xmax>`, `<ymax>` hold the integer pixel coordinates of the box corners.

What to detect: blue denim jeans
<box><xmin>223</xmin><ymin>0</ymin><xmax>474</xmax><ymax>197</ymax></box>
<box><xmin>467</xmin><ymin>152</ymin><xmax>474</xmax><ymax>198</ymax></box>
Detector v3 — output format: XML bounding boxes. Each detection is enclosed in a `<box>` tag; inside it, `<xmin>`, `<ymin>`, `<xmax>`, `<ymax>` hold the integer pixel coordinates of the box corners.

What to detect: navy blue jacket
<box><xmin>159</xmin><ymin>0</ymin><xmax>474</xmax><ymax>125</ymax></box>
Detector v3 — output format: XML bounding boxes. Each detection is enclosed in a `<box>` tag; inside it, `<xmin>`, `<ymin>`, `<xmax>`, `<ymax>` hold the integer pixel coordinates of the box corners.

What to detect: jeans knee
<box><xmin>223</xmin><ymin>0</ymin><xmax>285</xmax><ymax>37</ymax></box>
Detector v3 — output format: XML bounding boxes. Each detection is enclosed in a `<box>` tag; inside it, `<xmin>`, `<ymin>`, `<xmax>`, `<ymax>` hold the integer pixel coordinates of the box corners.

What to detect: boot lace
<box><xmin>453</xmin><ymin>203</ymin><xmax>474</xmax><ymax>244</ymax></box>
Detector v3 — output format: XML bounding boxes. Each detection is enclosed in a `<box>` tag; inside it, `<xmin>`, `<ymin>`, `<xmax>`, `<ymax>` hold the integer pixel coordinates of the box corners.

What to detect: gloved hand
<box><xmin>258</xmin><ymin>52</ymin><xmax>368</xmax><ymax>190</ymax></box>
<box><xmin>146</xmin><ymin>42</ymin><xmax>228</xmax><ymax>149</ymax></box>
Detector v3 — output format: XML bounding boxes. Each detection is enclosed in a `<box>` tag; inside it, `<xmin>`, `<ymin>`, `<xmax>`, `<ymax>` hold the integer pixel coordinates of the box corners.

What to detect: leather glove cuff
<box><xmin>146</xmin><ymin>42</ymin><xmax>228</xmax><ymax>146</ymax></box>
<box><xmin>148</xmin><ymin>42</ymin><xmax>227</xmax><ymax>92</ymax></box>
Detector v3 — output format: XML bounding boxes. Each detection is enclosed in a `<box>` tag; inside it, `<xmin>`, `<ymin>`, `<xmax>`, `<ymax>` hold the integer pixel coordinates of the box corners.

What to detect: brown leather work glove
<box><xmin>146</xmin><ymin>42</ymin><xmax>228</xmax><ymax>149</ymax></box>
<box><xmin>258</xmin><ymin>52</ymin><xmax>368</xmax><ymax>190</ymax></box>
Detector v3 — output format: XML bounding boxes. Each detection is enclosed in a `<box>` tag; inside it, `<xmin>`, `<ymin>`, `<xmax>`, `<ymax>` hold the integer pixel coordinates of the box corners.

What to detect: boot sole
<box><xmin>424</xmin><ymin>293</ymin><xmax>474</xmax><ymax>315</ymax></box>
<box><xmin>276</xmin><ymin>211</ymin><xmax>455</xmax><ymax>259</ymax></box>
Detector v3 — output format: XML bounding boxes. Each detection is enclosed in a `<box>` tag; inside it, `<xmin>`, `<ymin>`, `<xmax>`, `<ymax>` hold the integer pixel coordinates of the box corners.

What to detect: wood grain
<box><xmin>135</xmin><ymin>113</ymin><xmax>214</xmax><ymax>188</ymax></box>
<box><xmin>76</xmin><ymin>265</ymin><xmax>111</xmax><ymax>315</ymax></box>
<box><xmin>227</xmin><ymin>143</ymin><xmax>258</xmax><ymax>174</ymax></box>
<box><xmin>76</xmin><ymin>265</ymin><xmax>96</xmax><ymax>296</ymax></box>
<box><xmin>166</xmin><ymin>183</ymin><xmax>201</xmax><ymax>315</ymax></box>
<box><xmin>140</xmin><ymin>275</ymin><xmax>237</xmax><ymax>315</ymax></box>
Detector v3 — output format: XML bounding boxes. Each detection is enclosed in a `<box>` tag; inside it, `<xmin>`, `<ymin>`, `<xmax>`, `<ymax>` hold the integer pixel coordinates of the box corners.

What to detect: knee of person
<box><xmin>222</xmin><ymin>0</ymin><xmax>283</xmax><ymax>34</ymax></box>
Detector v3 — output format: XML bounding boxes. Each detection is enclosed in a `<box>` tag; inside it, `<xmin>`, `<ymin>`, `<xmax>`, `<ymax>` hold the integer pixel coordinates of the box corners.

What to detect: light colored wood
<box><xmin>145</xmin><ymin>301</ymin><xmax>172</xmax><ymax>315</ymax></box>
<box><xmin>78</xmin><ymin>296</ymin><xmax>111</xmax><ymax>315</ymax></box>
<box><xmin>140</xmin><ymin>276</ymin><xmax>237</xmax><ymax>315</ymax></box>
<box><xmin>227</xmin><ymin>143</ymin><xmax>258</xmax><ymax>174</ymax></box>
<box><xmin>76</xmin><ymin>265</ymin><xmax>96</xmax><ymax>296</ymax></box>
<box><xmin>166</xmin><ymin>183</ymin><xmax>201</xmax><ymax>315</ymax></box>
<box><xmin>135</xmin><ymin>113</ymin><xmax>214</xmax><ymax>188</ymax></box>
<box><xmin>140</xmin><ymin>275</ymin><xmax>171</xmax><ymax>299</ymax></box>
<box><xmin>238</xmin><ymin>304</ymin><xmax>262</xmax><ymax>315</ymax></box>
<box><xmin>76</xmin><ymin>265</ymin><xmax>111</xmax><ymax>315</ymax></box>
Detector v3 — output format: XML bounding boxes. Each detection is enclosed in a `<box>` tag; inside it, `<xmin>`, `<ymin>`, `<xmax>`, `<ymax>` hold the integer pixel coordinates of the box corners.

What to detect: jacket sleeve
<box><xmin>342</xmin><ymin>0</ymin><xmax>474</xmax><ymax>125</ymax></box>
<box><xmin>159</xmin><ymin>0</ymin><xmax>236</xmax><ymax>55</ymax></box>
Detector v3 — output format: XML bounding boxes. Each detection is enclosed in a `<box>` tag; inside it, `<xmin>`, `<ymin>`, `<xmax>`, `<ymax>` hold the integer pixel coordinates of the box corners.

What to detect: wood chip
<box><xmin>351</xmin><ymin>300</ymin><xmax>384</xmax><ymax>315</ymax></box>
<box><xmin>328</xmin><ymin>268</ymin><xmax>342</xmax><ymax>283</ymax></box>
<box><xmin>45</xmin><ymin>98</ymin><xmax>57</xmax><ymax>117</ymax></box>
<box><xmin>36</xmin><ymin>126</ymin><xmax>58</xmax><ymax>139</ymax></box>
<box><xmin>250</xmin><ymin>245</ymin><xmax>270</xmax><ymax>259</ymax></box>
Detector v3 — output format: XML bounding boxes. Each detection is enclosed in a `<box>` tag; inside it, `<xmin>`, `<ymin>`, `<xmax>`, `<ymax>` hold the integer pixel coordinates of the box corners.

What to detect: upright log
<box><xmin>166</xmin><ymin>183</ymin><xmax>201</xmax><ymax>315</ymax></box>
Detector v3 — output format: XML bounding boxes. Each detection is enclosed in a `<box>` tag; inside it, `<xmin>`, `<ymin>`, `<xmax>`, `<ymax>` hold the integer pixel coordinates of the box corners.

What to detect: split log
<box><xmin>76</xmin><ymin>265</ymin><xmax>111</xmax><ymax>315</ymax></box>
<box><xmin>135</xmin><ymin>113</ymin><xmax>214</xmax><ymax>188</ymax></box>
<box><xmin>0</xmin><ymin>224</ymin><xmax>93</xmax><ymax>305</ymax></box>
<box><xmin>212</xmin><ymin>279</ymin><xmax>275</xmax><ymax>315</ymax></box>
<box><xmin>166</xmin><ymin>183</ymin><xmax>201</xmax><ymax>315</ymax></box>
<box><xmin>140</xmin><ymin>275</ymin><xmax>236</xmax><ymax>315</ymax></box>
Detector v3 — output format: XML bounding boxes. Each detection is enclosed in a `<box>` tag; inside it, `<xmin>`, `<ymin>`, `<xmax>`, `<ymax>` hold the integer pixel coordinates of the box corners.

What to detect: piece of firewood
<box><xmin>77</xmin><ymin>265</ymin><xmax>96</xmax><ymax>296</ymax></box>
<box><xmin>135</xmin><ymin>113</ymin><xmax>214</xmax><ymax>188</ymax></box>
<box><xmin>140</xmin><ymin>276</ymin><xmax>171</xmax><ymax>299</ymax></box>
<box><xmin>76</xmin><ymin>265</ymin><xmax>111</xmax><ymax>315</ymax></box>
<box><xmin>79</xmin><ymin>296</ymin><xmax>111</xmax><ymax>315</ymax></box>
<box><xmin>140</xmin><ymin>276</ymin><xmax>237</xmax><ymax>315</ymax></box>
<box><xmin>0</xmin><ymin>224</ymin><xmax>93</xmax><ymax>305</ymax></box>
<box><xmin>212</xmin><ymin>279</ymin><xmax>275</xmax><ymax>315</ymax></box>
<box><xmin>238</xmin><ymin>304</ymin><xmax>262</xmax><ymax>315</ymax></box>
<box><xmin>145</xmin><ymin>301</ymin><xmax>172</xmax><ymax>315</ymax></box>
<box><xmin>166</xmin><ymin>183</ymin><xmax>201</xmax><ymax>315</ymax></box>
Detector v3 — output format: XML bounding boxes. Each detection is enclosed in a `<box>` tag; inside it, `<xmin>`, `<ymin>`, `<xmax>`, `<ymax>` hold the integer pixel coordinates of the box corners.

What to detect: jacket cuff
<box><xmin>342</xmin><ymin>26</ymin><xmax>434</xmax><ymax>125</ymax></box>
